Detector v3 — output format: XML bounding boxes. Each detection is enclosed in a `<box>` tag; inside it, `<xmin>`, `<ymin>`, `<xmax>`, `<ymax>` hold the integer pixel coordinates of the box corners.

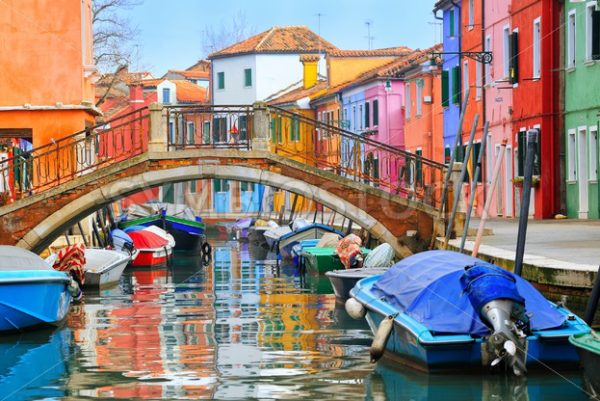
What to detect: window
<box><xmin>373</xmin><ymin>99</ymin><xmax>379</xmax><ymax>125</ymax></box>
<box><xmin>405</xmin><ymin>83</ymin><xmax>411</xmax><ymax>118</ymax></box>
<box><xmin>533</xmin><ymin>18</ymin><xmax>541</xmax><ymax>79</ymax></box>
<box><xmin>586</xmin><ymin>3</ymin><xmax>600</xmax><ymax>61</ymax></box>
<box><xmin>441</xmin><ymin>70</ymin><xmax>450</xmax><ymax>107</ymax></box>
<box><xmin>244</xmin><ymin>68</ymin><xmax>252</xmax><ymax>87</ymax></box>
<box><xmin>568</xmin><ymin>11</ymin><xmax>576</xmax><ymax>68</ymax></box>
<box><xmin>365</xmin><ymin>102</ymin><xmax>370</xmax><ymax>128</ymax></box>
<box><xmin>169</xmin><ymin>121</ymin><xmax>174</xmax><ymax>143</ymax></box>
<box><xmin>517</xmin><ymin>129</ymin><xmax>541</xmax><ymax>177</ymax></box>
<box><xmin>186</xmin><ymin>121</ymin><xmax>195</xmax><ymax>144</ymax></box>
<box><xmin>510</xmin><ymin>30</ymin><xmax>519</xmax><ymax>84</ymax></box>
<box><xmin>449</xmin><ymin>8</ymin><xmax>455</xmax><ymax>37</ymax></box>
<box><xmin>190</xmin><ymin>180</ymin><xmax>197</xmax><ymax>193</ymax></box>
<box><xmin>475</xmin><ymin>61</ymin><xmax>482</xmax><ymax>99</ymax></box>
<box><xmin>240</xmin><ymin>181</ymin><xmax>251</xmax><ymax>192</ymax></box>
<box><xmin>472</xmin><ymin>142</ymin><xmax>483</xmax><ymax>183</ymax></box>
<box><xmin>463</xmin><ymin>61</ymin><xmax>469</xmax><ymax>101</ymax></box>
<box><xmin>416</xmin><ymin>80</ymin><xmax>423</xmax><ymax>116</ymax></box>
<box><xmin>568</xmin><ymin>129</ymin><xmax>577</xmax><ymax>181</ymax></box>
<box><xmin>202</xmin><ymin>121</ymin><xmax>210</xmax><ymax>144</ymax></box>
<box><xmin>352</xmin><ymin>106</ymin><xmax>357</xmax><ymax>131</ymax></box>
<box><xmin>503</xmin><ymin>26</ymin><xmax>511</xmax><ymax>79</ymax></box>
<box><xmin>217</xmin><ymin>72</ymin><xmax>225</xmax><ymax>90</ymax></box>
<box><xmin>162</xmin><ymin>88</ymin><xmax>171</xmax><ymax>104</ymax></box>
<box><xmin>485</xmin><ymin>36</ymin><xmax>492</xmax><ymax>84</ymax></box>
<box><xmin>468</xmin><ymin>0</ymin><xmax>474</xmax><ymax>28</ymax></box>
<box><xmin>213</xmin><ymin>117</ymin><xmax>227</xmax><ymax>143</ymax></box>
<box><xmin>416</xmin><ymin>149</ymin><xmax>423</xmax><ymax>187</ymax></box>
<box><xmin>213</xmin><ymin>179</ymin><xmax>229</xmax><ymax>192</ymax></box>
<box><xmin>445</xmin><ymin>146</ymin><xmax>451</xmax><ymax>163</ymax></box>
<box><xmin>452</xmin><ymin>66</ymin><xmax>461</xmax><ymax>104</ymax></box>
<box><xmin>590</xmin><ymin>126</ymin><xmax>598</xmax><ymax>181</ymax></box>
<box><xmin>239</xmin><ymin>115</ymin><xmax>248</xmax><ymax>141</ymax></box>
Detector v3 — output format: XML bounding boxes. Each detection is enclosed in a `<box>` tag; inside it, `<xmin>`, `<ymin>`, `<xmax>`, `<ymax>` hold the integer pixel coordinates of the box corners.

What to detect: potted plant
<box><xmin>512</xmin><ymin>175</ymin><xmax>540</xmax><ymax>187</ymax></box>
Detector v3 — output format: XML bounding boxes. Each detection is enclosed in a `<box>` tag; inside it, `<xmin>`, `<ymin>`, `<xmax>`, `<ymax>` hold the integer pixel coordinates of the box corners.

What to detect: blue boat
<box><xmin>276</xmin><ymin>224</ymin><xmax>343</xmax><ymax>260</ymax></box>
<box><xmin>348</xmin><ymin>250</ymin><xmax>590</xmax><ymax>375</ymax></box>
<box><xmin>0</xmin><ymin>246</ymin><xmax>73</xmax><ymax>332</ymax></box>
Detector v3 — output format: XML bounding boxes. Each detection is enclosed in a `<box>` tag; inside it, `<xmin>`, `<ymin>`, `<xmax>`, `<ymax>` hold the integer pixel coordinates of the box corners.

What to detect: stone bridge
<box><xmin>0</xmin><ymin>103</ymin><xmax>447</xmax><ymax>257</ymax></box>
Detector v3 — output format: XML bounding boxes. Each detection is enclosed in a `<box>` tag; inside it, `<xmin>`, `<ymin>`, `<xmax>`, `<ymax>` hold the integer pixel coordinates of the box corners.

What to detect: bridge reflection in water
<box><xmin>0</xmin><ymin>242</ymin><xmax>592</xmax><ymax>400</ymax></box>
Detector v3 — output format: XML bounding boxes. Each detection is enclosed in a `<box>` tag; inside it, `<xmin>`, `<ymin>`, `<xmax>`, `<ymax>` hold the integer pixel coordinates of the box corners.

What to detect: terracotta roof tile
<box><xmin>167</xmin><ymin>69</ymin><xmax>210</xmax><ymax>80</ymax></box>
<box><xmin>173</xmin><ymin>80</ymin><xmax>208</xmax><ymax>103</ymax></box>
<box><xmin>327</xmin><ymin>47</ymin><xmax>413</xmax><ymax>58</ymax></box>
<box><xmin>208</xmin><ymin>26</ymin><xmax>337</xmax><ymax>58</ymax></box>
<box><xmin>267</xmin><ymin>81</ymin><xmax>328</xmax><ymax>106</ymax></box>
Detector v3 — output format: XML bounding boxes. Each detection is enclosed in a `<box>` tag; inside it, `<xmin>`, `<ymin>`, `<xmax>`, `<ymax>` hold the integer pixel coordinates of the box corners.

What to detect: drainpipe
<box><xmin>481</xmin><ymin>0</ymin><xmax>487</xmax><ymax>203</ymax></box>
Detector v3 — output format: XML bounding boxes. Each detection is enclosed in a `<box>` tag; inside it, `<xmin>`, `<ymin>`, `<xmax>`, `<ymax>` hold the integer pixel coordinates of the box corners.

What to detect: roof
<box><xmin>165</xmin><ymin>69</ymin><xmax>210</xmax><ymax>80</ymax></box>
<box><xmin>172</xmin><ymin>80</ymin><xmax>208</xmax><ymax>103</ymax></box>
<box><xmin>327</xmin><ymin>47</ymin><xmax>413</xmax><ymax>58</ymax></box>
<box><xmin>266</xmin><ymin>81</ymin><xmax>328</xmax><ymax>106</ymax></box>
<box><xmin>186</xmin><ymin>59</ymin><xmax>211</xmax><ymax>72</ymax></box>
<box><xmin>208</xmin><ymin>26</ymin><xmax>338</xmax><ymax>59</ymax></box>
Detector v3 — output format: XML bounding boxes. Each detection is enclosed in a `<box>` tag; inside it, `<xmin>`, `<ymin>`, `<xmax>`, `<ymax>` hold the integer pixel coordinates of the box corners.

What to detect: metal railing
<box><xmin>165</xmin><ymin>105</ymin><xmax>253</xmax><ymax>150</ymax></box>
<box><xmin>0</xmin><ymin>107</ymin><xmax>149</xmax><ymax>205</ymax></box>
<box><xmin>267</xmin><ymin>106</ymin><xmax>447</xmax><ymax>208</ymax></box>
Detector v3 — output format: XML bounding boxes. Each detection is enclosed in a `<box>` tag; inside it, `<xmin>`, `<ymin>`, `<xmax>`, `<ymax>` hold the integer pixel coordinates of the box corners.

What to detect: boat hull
<box><xmin>352</xmin><ymin>276</ymin><xmax>589</xmax><ymax>372</ymax></box>
<box><xmin>570</xmin><ymin>332</ymin><xmax>600</xmax><ymax>395</ymax></box>
<box><xmin>0</xmin><ymin>271</ymin><xmax>71</xmax><ymax>332</ymax></box>
<box><xmin>120</xmin><ymin>215</ymin><xmax>205</xmax><ymax>252</ymax></box>
<box><xmin>277</xmin><ymin>225</ymin><xmax>341</xmax><ymax>259</ymax></box>
<box><xmin>83</xmin><ymin>250</ymin><xmax>130</xmax><ymax>288</ymax></box>
<box><xmin>130</xmin><ymin>247</ymin><xmax>172</xmax><ymax>267</ymax></box>
<box><xmin>326</xmin><ymin>268</ymin><xmax>389</xmax><ymax>300</ymax></box>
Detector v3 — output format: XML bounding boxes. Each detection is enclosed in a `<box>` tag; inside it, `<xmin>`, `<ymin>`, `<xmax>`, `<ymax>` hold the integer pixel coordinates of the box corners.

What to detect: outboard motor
<box><xmin>460</xmin><ymin>264</ymin><xmax>530</xmax><ymax>376</ymax></box>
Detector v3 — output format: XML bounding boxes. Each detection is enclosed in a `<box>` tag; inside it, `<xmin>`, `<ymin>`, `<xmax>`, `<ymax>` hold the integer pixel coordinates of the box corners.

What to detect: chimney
<box><xmin>300</xmin><ymin>54</ymin><xmax>320</xmax><ymax>89</ymax></box>
<box><xmin>129</xmin><ymin>84</ymin><xmax>144</xmax><ymax>103</ymax></box>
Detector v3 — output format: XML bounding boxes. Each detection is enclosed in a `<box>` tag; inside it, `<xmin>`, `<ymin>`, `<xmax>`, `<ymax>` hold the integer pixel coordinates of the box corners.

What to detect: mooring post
<box><xmin>514</xmin><ymin>129</ymin><xmax>538</xmax><ymax>276</ymax></box>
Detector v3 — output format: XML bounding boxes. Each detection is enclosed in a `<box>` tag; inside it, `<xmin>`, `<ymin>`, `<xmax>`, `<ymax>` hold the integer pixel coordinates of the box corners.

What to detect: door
<box><xmin>505</xmin><ymin>146</ymin><xmax>513</xmax><ymax>217</ymax></box>
<box><xmin>578</xmin><ymin>128</ymin><xmax>589</xmax><ymax>218</ymax></box>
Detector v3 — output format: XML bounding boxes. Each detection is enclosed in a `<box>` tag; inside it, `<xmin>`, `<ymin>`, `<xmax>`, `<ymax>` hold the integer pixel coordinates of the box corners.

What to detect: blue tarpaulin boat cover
<box><xmin>371</xmin><ymin>250</ymin><xmax>566</xmax><ymax>335</ymax></box>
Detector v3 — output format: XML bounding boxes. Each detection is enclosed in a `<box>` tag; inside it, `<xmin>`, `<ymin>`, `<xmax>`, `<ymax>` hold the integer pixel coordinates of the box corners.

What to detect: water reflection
<box><xmin>0</xmin><ymin>240</ymin><xmax>594</xmax><ymax>400</ymax></box>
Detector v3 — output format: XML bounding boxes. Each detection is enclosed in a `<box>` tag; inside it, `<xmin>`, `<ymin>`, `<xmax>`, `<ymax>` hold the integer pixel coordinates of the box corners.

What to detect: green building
<box><xmin>564</xmin><ymin>1</ymin><xmax>600</xmax><ymax>218</ymax></box>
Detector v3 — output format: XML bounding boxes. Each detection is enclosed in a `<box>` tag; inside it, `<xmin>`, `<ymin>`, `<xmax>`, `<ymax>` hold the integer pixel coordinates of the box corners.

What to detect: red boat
<box><xmin>127</xmin><ymin>229</ymin><xmax>173</xmax><ymax>267</ymax></box>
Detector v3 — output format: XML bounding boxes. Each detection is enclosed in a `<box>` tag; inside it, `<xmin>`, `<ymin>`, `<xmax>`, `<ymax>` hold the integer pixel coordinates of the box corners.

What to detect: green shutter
<box><xmin>452</xmin><ymin>66</ymin><xmax>461</xmax><ymax>104</ymax></box>
<box><xmin>244</xmin><ymin>68</ymin><xmax>252</xmax><ymax>87</ymax></box>
<box><xmin>270</xmin><ymin>118</ymin><xmax>276</xmax><ymax>142</ymax></box>
<box><xmin>373</xmin><ymin>100</ymin><xmax>379</xmax><ymax>125</ymax></box>
<box><xmin>214</xmin><ymin>179</ymin><xmax>221</xmax><ymax>192</ymax></box>
<box><xmin>217</xmin><ymin>72</ymin><xmax>225</xmax><ymax>89</ymax></box>
<box><xmin>190</xmin><ymin>180</ymin><xmax>197</xmax><ymax>193</ymax></box>
<box><xmin>593</xmin><ymin>10</ymin><xmax>600</xmax><ymax>60</ymax></box>
<box><xmin>293</xmin><ymin>117</ymin><xmax>300</xmax><ymax>141</ymax></box>
<box><xmin>416</xmin><ymin>150</ymin><xmax>423</xmax><ymax>187</ymax></box>
<box><xmin>444</xmin><ymin>146</ymin><xmax>451</xmax><ymax>163</ymax></box>
<box><xmin>277</xmin><ymin>117</ymin><xmax>282</xmax><ymax>143</ymax></box>
<box><xmin>442</xmin><ymin>70</ymin><xmax>449</xmax><ymax>107</ymax></box>
<box><xmin>449</xmin><ymin>9</ymin><xmax>455</xmax><ymax>37</ymax></box>
<box><xmin>365</xmin><ymin>102</ymin><xmax>370</xmax><ymax>128</ymax></box>
<box><xmin>241</xmin><ymin>181</ymin><xmax>249</xmax><ymax>191</ymax></box>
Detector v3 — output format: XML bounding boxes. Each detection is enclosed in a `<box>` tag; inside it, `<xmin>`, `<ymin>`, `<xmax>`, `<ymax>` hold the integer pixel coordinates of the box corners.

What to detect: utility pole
<box><xmin>365</xmin><ymin>21</ymin><xmax>374</xmax><ymax>50</ymax></box>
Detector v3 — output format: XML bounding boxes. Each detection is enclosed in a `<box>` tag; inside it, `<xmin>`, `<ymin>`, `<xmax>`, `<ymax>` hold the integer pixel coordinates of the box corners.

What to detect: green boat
<box><xmin>301</xmin><ymin>247</ymin><xmax>371</xmax><ymax>276</ymax></box>
<box><xmin>569</xmin><ymin>331</ymin><xmax>600</xmax><ymax>396</ymax></box>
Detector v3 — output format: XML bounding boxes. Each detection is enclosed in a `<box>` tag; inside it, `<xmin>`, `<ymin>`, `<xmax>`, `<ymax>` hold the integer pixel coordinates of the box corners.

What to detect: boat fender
<box><xmin>202</xmin><ymin>242</ymin><xmax>212</xmax><ymax>256</ymax></box>
<box><xmin>68</xmin><ymin>278</ymin><xmax>83</xmax><ymax>302</ymax></box>
<box><xmin>345</xmin><ymin>297</ymin><xmax>366</xmax><ymax>320</ymax></box>
<box><xmin>370</xmin><ymin>314</ymin><xmax>395</xmax><ymax>363</ymax></box>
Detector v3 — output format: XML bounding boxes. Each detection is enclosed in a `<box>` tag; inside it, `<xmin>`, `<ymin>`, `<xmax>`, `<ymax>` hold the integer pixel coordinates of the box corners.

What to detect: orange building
<box><xmin>0</xmin><ymin>0</ymin><xmax>99</xmax><ymax>148</ymax></box>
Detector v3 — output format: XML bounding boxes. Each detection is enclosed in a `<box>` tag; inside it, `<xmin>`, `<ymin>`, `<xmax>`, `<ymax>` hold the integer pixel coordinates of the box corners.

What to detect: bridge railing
<box><xmin>266</xmin><ymin>106</ymin><xmax>447</xmax><ymax>208</ymax></box>
<box><xmin>0</xmin><ymin>107</ymin><xmax>149</xmax><ymax>205</ymax></box>
<box><xmin>164</xmin><ymin>105</ymin><xmax>253</xmax><ymax>150</ymax></box>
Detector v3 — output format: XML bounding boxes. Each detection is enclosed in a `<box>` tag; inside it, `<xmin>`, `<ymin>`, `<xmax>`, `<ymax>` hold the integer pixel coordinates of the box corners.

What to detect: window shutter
<box><xmin>416</xmin><ymin>150</ymin><xmax>423</xmax><ymax>187</ymax></box>
<box><xmin>373</xmin><ymin>100</ymin><xmax>379</xmax><ymax>125</ymax></box>
<box><xmin>452</xmin><ymin>66</ymin><xmax>461</xmax><ymax>104</ymax></box>
<box><xmin>442</xmin><ymin>70</ymin><xmax>449</xmax><ymax>107</ymax></box>
<box><xmin>270</xmin><ymin>119</ymin><xmax>276</xmax><ymax>142</ymax></box>
<box><xmin>510</xmin><ymin>32</ymin><xmax>519</xmax><ymax>84</ymax></box>
<box><xmin>449</xmin><ymin>9</ymin><xmax>455</xmax><ymax>37</ymax></box>
<box><xmin>593</xmin><ymin>10</ymin><xmax>600</xmax><ymax>60</ymax></box>
<box><xmin>365</xmin><ymin>102</ymin><xmax>370</xmax><ymax>128</ymax></box>
<box><xmin>214</xmin><ymin>179</ymin><xmax>221</xmax><ymax>192</ymax></box>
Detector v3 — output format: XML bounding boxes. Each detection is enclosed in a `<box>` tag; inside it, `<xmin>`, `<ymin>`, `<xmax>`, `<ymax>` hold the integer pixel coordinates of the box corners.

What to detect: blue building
<box><xmin>433</xmin><ymin>0</ymin><xmax>462</xmax><ymax>162</ymax></box>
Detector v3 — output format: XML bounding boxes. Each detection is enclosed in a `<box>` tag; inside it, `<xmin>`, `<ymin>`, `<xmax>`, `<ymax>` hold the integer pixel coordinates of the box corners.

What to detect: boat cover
<box><xmin>51</xmin><ymin>244</ymin><xmax>86</xmax><ymax>286</ymax></box>
<box><xmin>278</xmin><ymin>224</ymin><xmax>342</xmax><ymax>242</ymax></box>
<box><xmin>0</xmin><ymin>246</ymin><xmax>52</xmax><ymax>271</ymax></box>
<box><xmin>371</xmin><ymin>250</ymin><xmax>566</xmax><ymax>335</ymax></box>
<box><xmin>128</xmin><ymin>229</ymin><xmax>169</xmax><ymax>249</ymax></box>
<box><xmin>363</xmin><ymin>243</ymin><xmax>395</xmax><ymax>268</ymax></box>
<box><xmin>233</xmin><ymin>218</ymin><xmax>253</xmax><ymax>230</ymax></box>
<box><xmin>336</xmin><ymin>234</ymin><xmax>364</xmax><ymax>269</ymax></box>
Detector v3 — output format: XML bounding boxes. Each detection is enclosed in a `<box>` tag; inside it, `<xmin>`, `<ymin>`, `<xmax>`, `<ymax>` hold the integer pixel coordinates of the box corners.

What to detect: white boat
<box><xmin>264</xmin><ymin>226</ymin><xmax>291</xmax><ymax>249</ymax></box>
<box><xmin>47</xmin><ymin>248</ymin><xmax>130</xmax><ymax>288</ymax></box>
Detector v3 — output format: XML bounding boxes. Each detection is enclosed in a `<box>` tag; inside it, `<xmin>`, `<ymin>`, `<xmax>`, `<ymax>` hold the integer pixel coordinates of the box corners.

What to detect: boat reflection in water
<box><xmin>0</xmin><ymin>328</ymin><xmax>71</xmax><ymax>400</ymax></box>
<box><xmin>365</xmin><ymin>361</ymin><xmax>592</xmax><ymax>401</ymax></box>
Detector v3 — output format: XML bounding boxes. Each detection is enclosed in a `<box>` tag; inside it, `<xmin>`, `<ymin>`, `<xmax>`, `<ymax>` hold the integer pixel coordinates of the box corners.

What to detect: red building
<box><xmin>510</xmin><ymin>0</ymin><xmax>562</xmax><ymax>218</ymax></box>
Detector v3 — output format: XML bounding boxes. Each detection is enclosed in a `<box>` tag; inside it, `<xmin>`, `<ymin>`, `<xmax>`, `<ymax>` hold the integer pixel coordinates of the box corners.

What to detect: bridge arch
<box><xmin>17</xmin><ymin>163</ymin><xmax>411</xmax><ymax>256</ymax></box>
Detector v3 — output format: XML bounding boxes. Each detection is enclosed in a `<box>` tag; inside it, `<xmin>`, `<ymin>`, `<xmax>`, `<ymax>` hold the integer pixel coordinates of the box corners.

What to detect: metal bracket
<box><xmin>431</xmin><ymin>51</ymin><xmax>493</xmax><ymax>65</ymax></box>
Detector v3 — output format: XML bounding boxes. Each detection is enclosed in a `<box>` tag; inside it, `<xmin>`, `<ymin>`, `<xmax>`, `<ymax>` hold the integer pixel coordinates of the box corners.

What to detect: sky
<box><xmin>119</xmin><ymin>0</ymin><xmax>441</xmax><ymax>77</ymax></box>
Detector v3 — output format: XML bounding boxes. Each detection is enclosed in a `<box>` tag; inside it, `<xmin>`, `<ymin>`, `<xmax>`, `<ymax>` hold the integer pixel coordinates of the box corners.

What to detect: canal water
<box><xmin>0</xmin><ymin>241</ymin><xmax>595</xmax><ymax>400</ymax></box>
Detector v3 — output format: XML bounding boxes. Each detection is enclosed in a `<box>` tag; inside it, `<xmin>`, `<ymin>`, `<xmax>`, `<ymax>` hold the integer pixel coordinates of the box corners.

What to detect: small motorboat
<box><xmin>569</xmin><ymin>331</ymin><xmax>600</xmax><ymax>395</ymax></box>
<box><xmin>123</xmin><ymin>226</ymin><xmax>174</xmax><ymax>267</ymax></box>
<box><xmin>326</xmin><ymin>267</ymin><xmax>389</xmax><ymax>301</ymax></box>
<box><xmin>48</xmin><ymin>249</ymin><xmax>130</xmax><ymax>288</ymax></box>
<box><xmin>276</xmin><ymin>224</ymin><xmax>343</xmax><ymax>260</ymax></box>
<box><xmin>264</xmin><ymin>226</ymin><xmax>291</xmax><ymax>250</ymax></box>
<box><xmin>348</xmin><ymin>250</ymin><xmax>590</xmax><ymax>375</ymax></box>
<box><xmin>110</xmin><ymin>229</ymin><xmax>140</xmax><ymax>263</ymax></box>
<box><xmin>0</xmin><ymin>246</ymin><xmax>74</xmax><ymax>332</ymax></box>
<box><xmin>232</xmin><ymin>217</ymin><xmax>253</xmax><ymax>241</ymax></box>
<box><xmin>120</xmin><ymin>203</ymin><xmax>207</xmax><ymax>253</ymax></box>
<box><xmin>302</xmin><ymin>247</ymin><xmax>371</xmax><ymax>276</ymax></box>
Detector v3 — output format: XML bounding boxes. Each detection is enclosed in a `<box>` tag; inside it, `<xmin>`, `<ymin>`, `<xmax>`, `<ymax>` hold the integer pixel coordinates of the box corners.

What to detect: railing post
<box><xmin>252</xmin><ymin>101</ymin><xmax>270</xmax><ymax>151</ymax></box>
<box><xmin>148</xmin><ymin>102</ymin><xmax>167</xmax><ymax>153</ymax></box>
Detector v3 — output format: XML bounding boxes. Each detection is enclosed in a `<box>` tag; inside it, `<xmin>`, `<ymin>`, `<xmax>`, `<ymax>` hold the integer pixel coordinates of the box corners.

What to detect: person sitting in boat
<box><xmin>336</xmin><ymin>234</ymin><xmax>364</xmax><ymax>269</ymax></box>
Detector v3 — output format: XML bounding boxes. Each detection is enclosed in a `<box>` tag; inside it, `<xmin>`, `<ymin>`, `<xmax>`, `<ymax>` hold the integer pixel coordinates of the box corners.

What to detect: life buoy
<box><xmin>202</xmin><ymin>242</ymin><xmax>212</xmax><ymax>256</ymax></box>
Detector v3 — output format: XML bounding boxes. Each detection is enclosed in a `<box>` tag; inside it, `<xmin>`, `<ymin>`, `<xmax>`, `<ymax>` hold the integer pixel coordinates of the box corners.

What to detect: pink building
<box><xmin>484</xmin><ymin>0</ymin><xmax>514</xmax><ymax>218</ymax></box>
